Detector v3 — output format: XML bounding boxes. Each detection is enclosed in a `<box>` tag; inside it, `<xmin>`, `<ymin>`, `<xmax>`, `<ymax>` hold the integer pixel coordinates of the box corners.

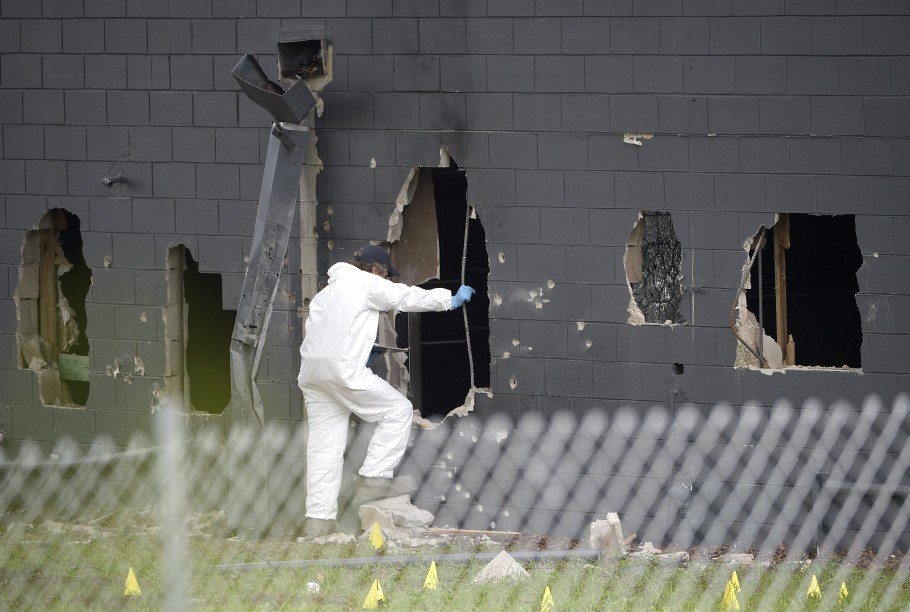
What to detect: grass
<box><xmin>3</xmin><ymin>512</ymin><xmax>910</xmax><ymax>611</ymax></box>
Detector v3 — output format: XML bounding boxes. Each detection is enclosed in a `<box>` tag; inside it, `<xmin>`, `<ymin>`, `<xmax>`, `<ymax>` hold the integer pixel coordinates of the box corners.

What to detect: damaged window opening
<box><xmin>15</xmin><ymin>209</ymin><xmax>92</xmax><ymax>406</ymax></box>
<box><xmin>165</xmin><ymin>245</ymin><xmax>235</xmax><ymax>414</ymax></box>
<box><xmin>277</xmin><ymin>38</ymin><xmax>325</xmax><ymax>79</ymax></box>
<box><xmin>390</xmin><ymin>164</ymin><xmax>491</xmax><ymax>420</ymax></box>
<box><xmin>624</xmin><ymin>210</ymin><xmax>685</xmax><ymax>325</ymax></box>
<box><xmin>737</xmin><ymin>213</ymin><xmax>862</xmax><ymax>369</ymax></box>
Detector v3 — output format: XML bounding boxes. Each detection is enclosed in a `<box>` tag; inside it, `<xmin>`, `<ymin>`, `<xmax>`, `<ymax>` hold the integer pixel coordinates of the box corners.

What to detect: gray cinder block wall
<box><xmin>1</xmin><ymin>0</ymin><xmax>909</xmax><ymax>546</ymax></box>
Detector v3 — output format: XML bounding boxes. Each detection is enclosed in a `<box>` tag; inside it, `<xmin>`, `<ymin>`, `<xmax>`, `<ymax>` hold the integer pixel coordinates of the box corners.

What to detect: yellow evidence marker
<box><xmin>807</xmin><ymin>574</ymin><xmax>822</xmax><ymax>599</ymax></box>
<box><xmin>369</xmin><ymin>522</ymin><xmax>385</xmax><ymax>550</ymax></box>
<box><xmin>722</xmin><ymin>580</ymin><xmax>740</xmax><ymax>611</ymax></box>
<box><xmin>362</xmin><ymin>578</ymin><xmax>386</xmax><ymax>608</ymax></box>
<box><xmin>839</xmin><ymin>581</ymin><xmax>849</xmax><ymax>601</ymax></box>
<box><xmin>731</xmin><ymin>570</ymin><xmax>740</xmax><ymax>592</ymax></box>
<box><xmin>423</xmin><ymin>560</ymin><xmax>439</xmax><ymax>590</ymax></box>
<box><xmin>540</xmin><ymin>585</ymin><xmax>555</xmax><ymax>612</ymax></box>
<box><xmin>123</xmin><ymin>567</ymin><xmax>141</xmax><ymax>597</ymax></box>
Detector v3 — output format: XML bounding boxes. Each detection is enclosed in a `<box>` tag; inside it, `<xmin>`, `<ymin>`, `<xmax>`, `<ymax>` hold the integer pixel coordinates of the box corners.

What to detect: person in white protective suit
<box><xmin>298</xmin><ymin>244</ymin><xmax>475</xmax><ymax>537</ymax></box>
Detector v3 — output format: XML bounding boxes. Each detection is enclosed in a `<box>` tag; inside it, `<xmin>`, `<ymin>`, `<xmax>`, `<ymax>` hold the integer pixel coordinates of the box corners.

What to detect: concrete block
<box><xmin>689</xmin><ymin>136</ymin><xmax>738</xmax><ymax>172</ymax></box>
<box><xmin>0</xmin><ymin>160</ymin><xmax>25</xmax><ymax>195</ymax></box>
<box><xmin>738</xmin><ymin>137</ymin><xmax>788</xmax><ymax>173</ymax></box>
<box><xmin>44</xmin><ymin>126</ymin><xmax>86</xmax><ymax>160</ymax></box>
<box><xmin>465</xmin><ymin>94</ymin><xmax>511</xmax><ymax>131</ymax></box>
<box><xmin>487</xmin><ymin>0</ymin><xmax>534</xmax><ymax>15</ymax></box>
<box><xmin>0</xmin><ymin>19</ymin><xmax>19</xmax><ymax>52</ymax></box>
<box><xmin>811</xmin><ymin>16</ymin><xmax>862</xmax><ymax>55</ymax></box>
<box><xmin>760</xmin><ymin>16</ymin><xmax>810</xmax><ymax>54</ymax></box>
<box><xmin>372</xmin><ymin>18</ymin><xmax>418</xmax><ymax>54</ymax></box>
<box><xmin>634</xmin><ymin>56</ymin><xmax>683</xmax><ymax>93</ymax></box>
<box><xmin>609</xmin><ymin>95</ymin><xmax>658</xmax><ymax>133</ymax></box>
<box><xmin>24</xmin><ymin>90</ymin><xmax>65</xmax><ymax>124</ymax></box>
<box><xmin>193</xmin><ymin>92</ymin><xmax>237</xmax><ymax>127</ymax></box>
<box><xmin>893</xmin><ymin>58</ymin><xmax>910</xmax><ymax>95</ymax></box>
<box><xmin>734</xmin><ymin>57</ymin><xmax>786</xmax><ymax>95</ymax></box>
<box><xmin>660</xmin><ymin>17</ymin><xmax>709</xmax><ymax>54</ymax></box>
<box><xmin>20</xmin><ymin>19</ymin><xmax>62</xmax><ymax>53</ymax></box>
<box><xmin>638</xmin><ymin>136</ymin><xmax>688</xmax><ymax>172</ymax></box>
<box><xmin>90</xmin><ymin>268</ymin><xmax>135</xmax><ymax>304</ymax></box>
<box><xmin>88</xmin><ymin>198</ymin><xmax>131</xmax><ymax>233</ymax></box>
<box><xmin>487</xmin><ymin>56</ymin><xmax>533</xmax><ymax>92</ymax></box>
<box><xmin>112</xmin><ymin>233</ymin><xmax>156</xmax><ymax>269</ymax></box>
<box><xmin>838</xmin><ymin>58</ymin><xmax>890</xmax><ymax>96</ymax></box>
<box><xmin>865</xmin><ymin>98</ymin><xmax>910</xmax><ymax>138</ymax></box>
<box><xmin>113</xmin><ymin>304</ymin><xmax>158</xmax><ymax>341</ymax></box>
<box><xmin>465</xmin><ymin>17</ymin><xmax>513</xmax><ymax>54</ymax></box>
<box><xmin>170</xmin><ymin>55</ymin><xmax>213</xmax><ymax>90</ymax></box>
<box><xmin>0</xmin><ymin>91</ymin><xmax>23</xmax><ymax>125</ymax></box>
<box><xmin>585</xmin><ymin>56</ymin><xmax>633</xmax><ymax>93</ymax></box>
<box><xmin>440</xmin><ymin>130</ymin><xmax>489</xmax><ymax>167</ymax></box>
<box><xmin>715</xmin><ymin>174</ymin><xmax>765</xmax><ymax>212</ymax></box>
<box><xmin>393</xmin><ymin>55</ymin><xmax>439</xmax><ymax>92</ymax></box>
<box><xmin>192</xmin><ymin>19</ymin><xmax>236</xmax><ymax>53</ymax></box>
<box><xmin>514</xmin><ymin>17</ymin><xmax>560</xmax><ymax>54</ymax></box>
<box><xmin>710</xmin><ymin>17</ymin><xmax>760</xmax><ymax>53</ymax></box>
<box><xmin>816</xmin><ymin>175</ymin><xmax>866</xmax><ymax>214</ymax></box>
<box><xmin>863</xmin><ymin>16</ymin><xmax>910</xmax><ymax>55</ymax></box>
<box><xmin>470</xmin><ymin>169</ymin><xmax>515</xmax><ymax>207</ymax></box>
<box><xmin>350</xmin><ymin>130</ymin><xmax>394</xmax><ymax>168</ymax></box>
<box><xmin>657</xmin><ymin>95</ymin><xmax>707</xmax><ymax>133</ymax></box>
<box><xmin>196</xmin><ymin>164</ymin><xmax>239</xmax><ymax>200</ymax></box>
<box><xmin>326</xmin><ymin>165</ymin><xmax>373</xmax><ymax>203</ymax></box>
<box><xmin>5</xmin><ymin>125</ymin><xmax>44</xmax><ymax>159</ymax></box>
<box><xmin>173</xmin><ymin>127</ymin><xmax>215</xmax><ymax>162</ymax></box>
<box><xmin>24</xmin><ymin>161</ymin><xmax>66</xmax><ymax>196</ymax></box>
<box><xmin>79</xmin><ymin>230</ymin><xmax>111</xmax><ymax>268</ymax></box>
<box><xmin>440</xmin><ymin>0</ymin><xmax>486</xmax><ymax>16</ymax></box>
<box><xmin>611</xmin><ymin>17</ymin><xmax>659</xmax><ymax>53</ymax></box>
<box><xmin>197</xmin><ymin>235</ymin><xmax>243</xmax><ymax>272</ymax></box>
<box><xmin>394</xmin><ymin>131</ymin><xmax>441</xmax><ymax>167</ymax></box>
<box><xmin>86</xmin><ymin>126</ymin><xmax>128</xmax><ymax>161</ymax></box>
<box><xmin>134</xmin><ymin>269</ymin><xmax>168</xmax><ymax>305</ymax></box>
<box><xmin>517</xmin><ymin>319</ymin><xmax>568</xmax><ymax>359</ymax></box>
<box><xmin>708</xmin><ymin>96</ymin><xmax>759</xmax><ymax>135</ymax></box>
<box><xmin>787</xmin><ymin>58</ymin><xmax>838</xmax><ymax>95</ymax></box>
<box><xmin>665</xmin><ymin>173</ymin><xmax>713</xmax><ymax>210</ymax></box>
<box><xmin>513</xmin><ymin>94</ymin><xmax>561</xmax><ymax>132</ymax></box>
<box><xmin>348</xmin><ymin>56</ymin><xmax>393</xmax><ymax>92</ymax></box>
<box><xmin>419</xmin><ymin>93</ymin><xmax>466</xmax><ymax>131</ymax></box>
<box><xmin>540</xmin><ymin>207</ymin><xmax>588</xmax><ymax>244</ymax></box>
<box><xmin>810</xmin><ymin>97</ymin><xmax>863</xmax><ymax>136</ymax></box>
<box><xmin>42</xmin><ymin>55</ymin><xmax>85</xmax><ymax>89</ymax></box>
<box><xmin>12</xmin><ymin>402</ymin><xmax>56</xmax><ymax>440</ymax></box>
<box><xmin>562</xmin><ymin>16</ymin><xmax>613</xmax><ymax>53</ymax></box>
<box><xmin>789</xmin><ymin>137</ymin><xmax>841</xmax><ymax>174</ymax></box>
<box><xmin>615</xmin><ymin>171</ymin><xmax>663</xmax><ymax>209</ymax></box>
<box><xmin>128</xmin><ymin>127</ymin><xmax>172</xmax><ymax>162</ymax></box>
<box><xmin>420</xmin><ymin>17</ymin><xmax>466</xmax><ymax>54</ymax></box>
<box><xmin>147</xmin><ymin>18</ymin><xmax>191</xmax><ymax>53</ymax></box>
<box><xmin>759</xmin><ymin>96</ymin><xmax>809</xmax><ymax>135</ymax></box>
<box><xmin>218</xmin><ymin>200</ymin><xmax>256</xmax><ymax>236</ymax></box>
<box><xmin>104</xmin><ymin>18</ymin><xmax>147</xmax><ymax>53</ymax></box>
<box><xmin>689</xmin><ymin>210</ymin><xmax>740</xmax><ymax>249</ymax></box>
<box><xmin>841</xmin><ymin>138</ymin><xmax>892</xmax><ymax>176</ymax></box>
<box><xmin>62</xmin><ymin>90</ymin><xmax>105</xmax><ymax>126</ymax></box>
<box><xmin>593</xmin><ymin>360</ymin><xmax>642</xmax><ymax>399</ymax></box>
<box><xmin>234</xmin><ymin>18</ymin><xmax>280</xmax><ymax>54</ymax></box>
<box><xmin>107</xmin><ymin>91</ymin><xmax>149</xmax><ymax>126</ymax></box>
<box><xmin>545</xmin><ymin>359</ymin><xmax>593</xmax><ymax>398</ymax></box>
<box><xmin>535</xmin><ymin>56</ymin><xmax>585</xmax><ymax>93</ymax></box>
<box><xmin>489</xmin><ymin>207</ymin><xmax>540</xmax><ymax>243</ymax></box>
<box><xmin>490</xmin><ymin>132</ymin><xmax>537</xmax><ymax>169</ymax></box>
<box><xmin>565</xmin><ymin>171</ymin><xmax>614</xmax><ymax>208</ymax></box>
<box><xmin>84</xmin><ymin>0</ymin><xmax>126</xmax><ymax>17</ymax></box>
<box><xmin>0</xmin><ymin>54</ymin><xmax>42</xmax><ymax>88</ymax></box>
<box><xmin>439</xmin><ymin>55</ymin><xmax>487</xmax><ymax>92</ymax></box>
<box><xmin>538</xmin><ymin>133</ymin><xmax>586</xmax><ymax>171</ymax></box>
<box><xmin>153</xmin><ymin>163</ymin><xmax>195</xmax><ymax>199</ymax></box>
<box><xmin>765</xmin><ymin>174</ymin><xmax>816</xmax><ymax>213</ymax></box>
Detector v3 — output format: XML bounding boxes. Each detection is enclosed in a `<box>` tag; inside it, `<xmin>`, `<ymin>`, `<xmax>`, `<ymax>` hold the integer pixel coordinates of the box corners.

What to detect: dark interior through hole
<box><xmin>397</xmin><ymin>165</ymin><xmax>490</xmax><ymax>419</ymax></box>
<box><xmin>183</xmin><ymin>250</ymin><xmax>235</xmax><ymax>414</ymax></box>
<box><xmin>746</xmin><ymin>214</ymin><xmax>862</xmax><ymax>368</ymax></box>
<box><xmin>56</xmin><ymin>210</ymin><xmax>91</xmax><ymax>405</ymax></box>
<box><xmin>278</xmin><ymin>39</ymin><xmax>325</xmax><ymax>79</ymax></box>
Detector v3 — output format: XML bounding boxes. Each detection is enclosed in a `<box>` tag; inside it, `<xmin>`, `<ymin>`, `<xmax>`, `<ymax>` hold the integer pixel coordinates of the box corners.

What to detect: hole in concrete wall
<box><xmin>737</xmin><ymin>213</ymin><xmax>862</xmax><ymax>369</ymax></box>
<box><xmin>390</xmin><ymin>163</ymin><xmax>490</xmax><ymax>420</ymax></box>
<box><xmin>15</xmin><ymin>208</ymin><xmax>92</xmax><ymax>406</ymax></box>
<box><xmin>278</xmin><ymin>38</ymin><xmax>325</xmax><ymax>79</ymax></box>
<box><xmin>165</xmin><ymin>245</ymin><xmax>235</xmax><ymax>414</ymax></box>
<box><xmin>624</xmin><ymin>211</ymin><xmax>685</xmax><ymax>325</ymax></box>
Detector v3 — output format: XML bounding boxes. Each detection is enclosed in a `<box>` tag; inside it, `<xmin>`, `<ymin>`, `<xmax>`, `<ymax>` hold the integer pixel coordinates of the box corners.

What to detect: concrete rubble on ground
<box><xmin>589</xmin><ymin>512</ymin><xmax>624</xmax><ymax>557</ymax></box>
<box><xmin>473</xmin><ymin>550</ymin><xmax>530</xmax><ymax>583</ymax></box>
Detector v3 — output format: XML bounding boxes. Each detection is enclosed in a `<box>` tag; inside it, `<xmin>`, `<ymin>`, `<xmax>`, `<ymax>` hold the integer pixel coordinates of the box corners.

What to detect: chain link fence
<box><xmin>2</xmin><ymin>393</ymin><xmax>909</xmax><ymax>609</ymax></box>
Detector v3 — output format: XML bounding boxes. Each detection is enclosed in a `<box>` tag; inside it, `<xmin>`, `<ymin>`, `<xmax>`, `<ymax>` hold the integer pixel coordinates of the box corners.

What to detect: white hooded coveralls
<box><xmin>298</xmin><ymin>262</ymin><xmax>453</xmax><ymax>520</ymax></box>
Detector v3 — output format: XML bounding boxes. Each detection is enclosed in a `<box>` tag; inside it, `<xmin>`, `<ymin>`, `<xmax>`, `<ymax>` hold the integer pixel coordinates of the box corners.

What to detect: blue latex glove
<box><xmin>451</xmin><ymin>285</ymin><xmax>475</xmax><ymax>309</ymax></box>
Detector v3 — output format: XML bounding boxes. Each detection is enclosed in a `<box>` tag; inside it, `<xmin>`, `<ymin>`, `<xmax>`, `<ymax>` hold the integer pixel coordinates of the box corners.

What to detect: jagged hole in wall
<box><xmin>391</xmin><ymin>163</ymin><xmax>490</xmax><ymax>420</ymax></box>
<box><xmin>741</xmin><ymin>213</ymin><xmax>862</xmax><ymax>369</ymax></box>
<box><xmin>165</xmin><ymin>245</ymin><xmax>235</xmax><ymax>414</ymax></box>
<box><xmin>624</xmin><ymin>210</ymin><xmax>685</xmax><ymax>325</ymax></box>
<box><xmin>15</xmin><ymin>209</ymin><xmax>92</xmax><ymax>406</ymax></box>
